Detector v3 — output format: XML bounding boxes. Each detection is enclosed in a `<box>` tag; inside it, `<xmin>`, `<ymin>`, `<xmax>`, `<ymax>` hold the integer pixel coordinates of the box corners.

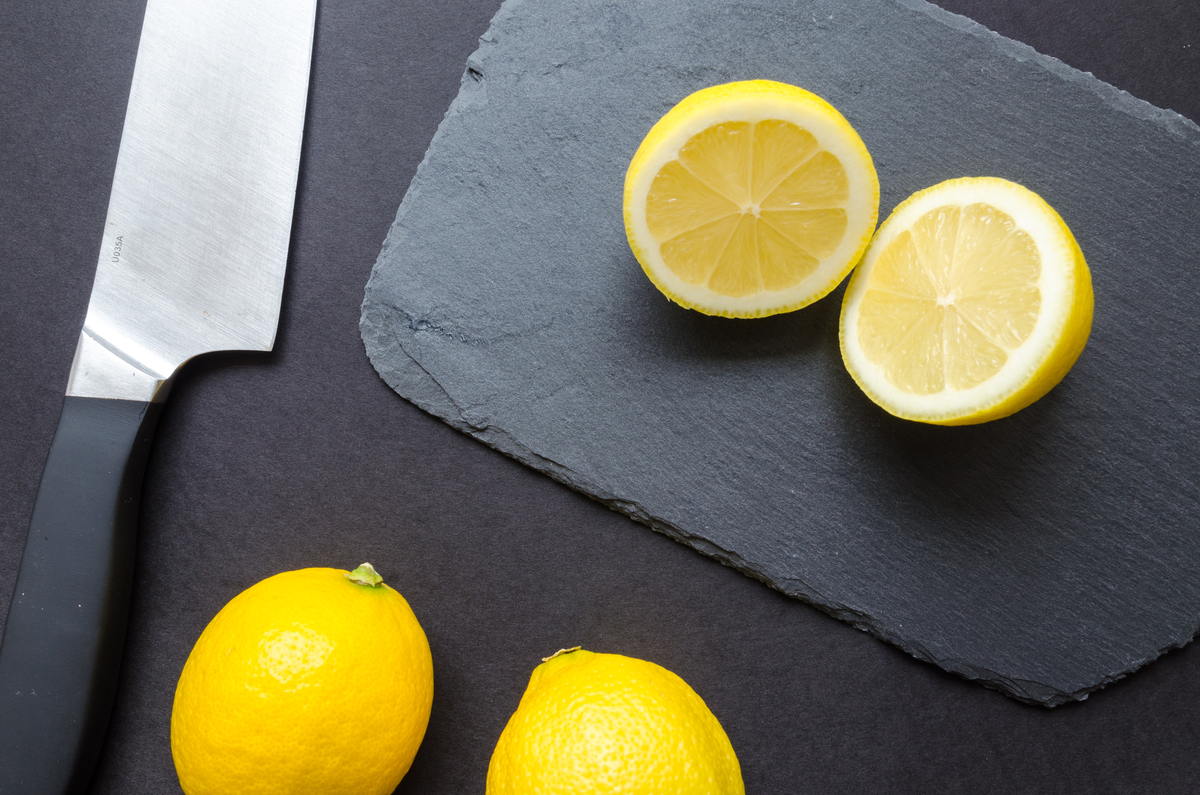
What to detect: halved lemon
<box><xmin>623</xmin><ymin>80</ymin><xmax>879</xmax><ymax>317</ymax></box>
<box><xmin>840</xmin><ymin>177</ymin><xmax>1093</xmax><ymax>425</ymax></box>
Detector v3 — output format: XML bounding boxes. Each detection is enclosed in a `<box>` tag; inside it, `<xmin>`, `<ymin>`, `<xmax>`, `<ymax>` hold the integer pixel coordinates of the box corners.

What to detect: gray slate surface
<box><xmin>361</xmin><ymin>0</ymin><xmax>1200</xmax><ymax>705</ymax></box>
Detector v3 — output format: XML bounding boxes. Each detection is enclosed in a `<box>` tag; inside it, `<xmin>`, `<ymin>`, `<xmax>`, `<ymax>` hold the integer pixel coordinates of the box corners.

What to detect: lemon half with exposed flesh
<box><xmin>624</xmin><ymin>80</ymin><xmax>879</xmax><ymax>317</ymax></box>
<box><xmin>840</xmin><ymin>177</ymin><xmax>1094</xmax><ymax>425</ymax></box>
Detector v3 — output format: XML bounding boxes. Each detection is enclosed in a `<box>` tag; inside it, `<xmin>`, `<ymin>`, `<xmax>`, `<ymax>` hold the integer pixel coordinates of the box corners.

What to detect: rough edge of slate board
<box><xmin>360</xmin><ymin>0</ymin><xmax>1200</xmax><ymax>706</ymax></box>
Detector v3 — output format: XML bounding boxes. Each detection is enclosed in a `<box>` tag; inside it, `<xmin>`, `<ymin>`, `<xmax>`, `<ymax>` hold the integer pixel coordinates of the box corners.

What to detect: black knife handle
<box><xmin>0</xmin><ymin>396</ymin><xmax>162</xmax><ymax>795</ymax></box>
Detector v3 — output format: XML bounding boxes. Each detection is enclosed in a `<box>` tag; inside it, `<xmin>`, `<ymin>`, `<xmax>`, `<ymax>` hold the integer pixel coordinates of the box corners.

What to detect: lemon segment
<box><xmin>840</xmin><ymin>177</ymin><xmax>1093</xmax><ymax>424</ymax></box>
<box><xmin>625</xmin><ymin>80</ymin><xmax>879</xmax><ymax>317</ymax></box>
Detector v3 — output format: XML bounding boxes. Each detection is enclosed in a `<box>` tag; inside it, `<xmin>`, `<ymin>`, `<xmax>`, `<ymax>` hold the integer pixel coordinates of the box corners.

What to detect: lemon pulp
<box><xmin>625</xmin><ymin>80</ymin><xmax>879</xmax><ymax>317</ymax></box>
<box><xmin>858</xmin><ymin>202</ymin><xmax>1042</xmax><ymax>393</ymax></box>
<box><xmin>840</xmin><ymin>177</ymin><xmax>1093</xmax><ymax>425</ymax></box>
<box><xmin>647</xmin><ymin>120</ymin><xmax>850</xmax><ymax>295</ymax></box>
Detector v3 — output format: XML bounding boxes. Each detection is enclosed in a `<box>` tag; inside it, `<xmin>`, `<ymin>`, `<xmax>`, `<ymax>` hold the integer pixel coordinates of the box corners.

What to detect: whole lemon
<box><xmin>486</xmin><ymin>648</ymin><xmax>743</xmax><ymax>794</ymax></box>
<box><xmin>170</xmin><ymin>563</ymin><xmax>433</xmax><ymax>795</ymax></box>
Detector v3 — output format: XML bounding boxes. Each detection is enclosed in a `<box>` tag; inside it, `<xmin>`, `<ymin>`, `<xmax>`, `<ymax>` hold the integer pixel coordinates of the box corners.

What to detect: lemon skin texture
<box><xmin>487</xmin><ymin>648</ymin><xmax>744</xmax><ymax>795</ymax></box>
<box><xmin>170</xmin><ymin>566</ymin><xmax>433</xmax><ymax>795</ymax></box>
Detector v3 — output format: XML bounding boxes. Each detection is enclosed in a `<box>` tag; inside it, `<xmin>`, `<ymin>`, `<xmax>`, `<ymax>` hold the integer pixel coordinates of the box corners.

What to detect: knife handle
<box><xmin>0</xmin><ymin>396</ymin><xmax>162</xmax><ymax>795</ymax></box>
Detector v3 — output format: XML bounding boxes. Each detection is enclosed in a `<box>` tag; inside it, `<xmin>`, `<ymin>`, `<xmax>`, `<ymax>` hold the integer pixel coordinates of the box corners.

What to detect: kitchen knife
<box><xmin>0</xmin><ymin>0</ymin><xmax>316</xmax><ymax>791</ymax></box>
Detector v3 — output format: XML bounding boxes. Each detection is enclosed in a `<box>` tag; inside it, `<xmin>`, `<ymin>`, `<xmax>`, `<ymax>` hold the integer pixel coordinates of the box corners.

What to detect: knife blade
<box><xmin>0</xmin><ymin>0</ymin><xmax>316</xmax><ymax>791</ymax></box>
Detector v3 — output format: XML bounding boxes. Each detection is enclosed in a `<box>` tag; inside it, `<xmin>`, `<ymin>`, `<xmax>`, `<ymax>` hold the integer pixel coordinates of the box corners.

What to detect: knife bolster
<box><xmin>66</xmin><ymin>326</ymin><xmax>174</xmax><ymax>403</ymax></box>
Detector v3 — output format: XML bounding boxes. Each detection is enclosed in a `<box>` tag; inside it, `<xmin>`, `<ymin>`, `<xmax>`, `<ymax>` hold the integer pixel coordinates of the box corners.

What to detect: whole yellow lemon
<box><xmin>170</xmin><ymin>563</ymin><xmax>433</xmax><ymax>795</ymax></box>
<box><xmin>486</xmin><ymin>648</ymin><xmax>743</xmax><ymax>794</ymax></box>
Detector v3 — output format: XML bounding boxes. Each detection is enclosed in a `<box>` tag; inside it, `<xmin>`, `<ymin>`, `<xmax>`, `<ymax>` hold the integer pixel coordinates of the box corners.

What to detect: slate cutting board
<box><xmin>360</xmin><ymin>0</ymin><xmax>1200</xmax><ymax>705</ymax></box>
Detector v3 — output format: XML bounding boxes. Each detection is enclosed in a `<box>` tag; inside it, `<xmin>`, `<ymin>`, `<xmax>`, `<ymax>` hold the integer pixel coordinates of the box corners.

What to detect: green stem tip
<box><xmin>346</xmin><ymin>562</ymin><xmax>384</xmax><ymax>587</ymax></box>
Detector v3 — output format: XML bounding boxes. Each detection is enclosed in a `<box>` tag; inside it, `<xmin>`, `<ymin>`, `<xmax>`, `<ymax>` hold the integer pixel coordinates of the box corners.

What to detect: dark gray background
<box><xmin>1</xmin><ymin>0</ymin><xmax>1198</xmax><ymax>792</ymax></box>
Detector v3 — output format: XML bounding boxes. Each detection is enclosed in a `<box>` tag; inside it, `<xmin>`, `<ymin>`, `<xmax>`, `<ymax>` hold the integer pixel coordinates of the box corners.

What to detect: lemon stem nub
<box><xmin>542</xmin><ymin>646</ymin><xmax>583</xmax><ymax>663</ymax></box>
<box><xmin>346</xmin><ymin>562</ymin><xmax>384</xmax><ymax>587</ymax></box>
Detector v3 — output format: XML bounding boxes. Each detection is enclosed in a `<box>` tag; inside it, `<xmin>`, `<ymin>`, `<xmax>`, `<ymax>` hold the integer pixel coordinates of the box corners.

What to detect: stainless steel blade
<box><xmin>67</xmin><ymin>0</ymin><xmax>316</xmax><ymax>402</ymax></box>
